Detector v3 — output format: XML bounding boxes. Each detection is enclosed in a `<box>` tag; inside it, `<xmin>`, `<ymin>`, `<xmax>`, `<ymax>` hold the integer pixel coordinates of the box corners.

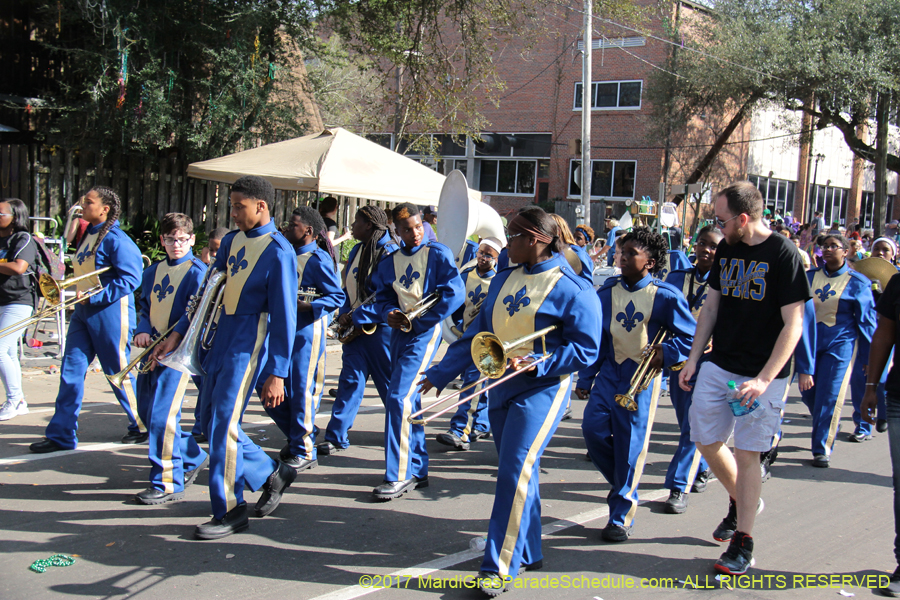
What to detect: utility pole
<box><xmin>581</xmin><ymin>0</ymin><xmax>592</xmax><ymax>229</ymax></box>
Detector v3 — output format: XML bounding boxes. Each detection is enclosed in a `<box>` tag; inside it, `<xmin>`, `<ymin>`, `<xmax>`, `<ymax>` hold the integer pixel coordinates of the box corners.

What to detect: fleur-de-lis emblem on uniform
<box><xmin>399</xmin><ymin>264</ymin><xmax>420</xmax><ymax>289</ymax></box>
<box><xmin>815</xmin><ymin>283</ymin><xmax>836</xmax><ymax>303</ymax></box>
<box><xmin>153</xmin><ymin>274</ymin><xmax>175</xmax><ymax>302</ymax></box>
<box><xmin>658</xmin><ymin>267</ymin><xmax>669</xmax><ymax>280</ymax></box>
<box><xmin>616</xmin><ymin>300</ymin><xmax>644</xmax><ymax>333</ymax></box>
<box><xmin>76</xmin><ymin>247</ymin><xmax>92</xmax><ymax>265</ymax></box>
<box><xmin>352</xmin><ymin>267</ymin><xmax>359</xmax><ymax>279</ymax></box>
<box><xmin>468</xmin><ymin>284</ymin><xmax>486</xmax><ymax>306</ymax></box>
<box><xmin>228</xmin><ymin>246</ymin><xmax>248</xmax><ymax>276</ymax></box>
<box><xmin>696</xmin><ymin>292</ymin><xmax>708</xmax><ymax>309</ymax></box>
<box><xmin>503</xmin><ymin>286</ymin><xmax>530</xmax><ymax>317</ymax></box>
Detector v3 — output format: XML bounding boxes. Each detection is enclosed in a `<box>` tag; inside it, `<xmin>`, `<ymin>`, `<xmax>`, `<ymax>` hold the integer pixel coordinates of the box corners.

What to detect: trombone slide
<box><xmin>0</xmin><ymin>285</ymin><xmax>104</xmax><ymax>341</ymax></box>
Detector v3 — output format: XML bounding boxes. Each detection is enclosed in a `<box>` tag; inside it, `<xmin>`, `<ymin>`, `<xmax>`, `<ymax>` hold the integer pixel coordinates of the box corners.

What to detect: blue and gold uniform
<box><xmin>658</xmin><ymin>250</ymin><xmax>692</xmax><ymax>281</ymax></box>
<box><xmin>562</xmin><ymin>244</ymin><xmax>594</xmax><ymax>285</ymax></box>
<box><xmin>45</xmin><ymin>220</ymin><xmax>144</xmax><ymax>448</ymax></box>
<box><xmin>178</xmin><ymin>221</ymin><xmax>297</xmax><ymax>520</ymax></box>
<box><xmin>662</xmin><ymin>267</ymin><xmax>710</xmax><ymax>494</ymax></box>
<box><xmin>135</xmin><ymin>251</ymin><xmax>208</xmax><ymax>494</ymax></box>
<box><xmin>372</xmin><ymin>240</ymin><xmax>464</xmax><ymax>484</ymax></box>
<box><xmin>321</xmin><ymin>232</ymin><xmax>398</xmax><ymax>451</ymax></box>
<box><xmin>578</xmin><ymin>273</ymin><xmax>695</xmax><ymax>530</ymax></box>
<box><xmin>426</xmin><ymin>252</ymin><xmax>601</xmax><ymax>580</ymax></box>
<box><xmin>444</xmin><ymin>262</ymin><xmax>497</xmax><ymax>442</ymax></box>
<box><xmin>258</xmin><ymin>240</ymin><xmax>344</xmax><ymax>461</ymax></box>
<box><xmin>800</xmin><ymin>263</ymin><xmax>876</xmax><ymax>458</ymax></box>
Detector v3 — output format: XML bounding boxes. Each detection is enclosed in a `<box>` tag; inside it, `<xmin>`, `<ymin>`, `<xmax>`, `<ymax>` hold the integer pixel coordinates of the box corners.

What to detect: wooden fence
<box><xmin>0</xmin><ymin>143</ymin><xmax>385</xmax><ymax>240</ymax></box>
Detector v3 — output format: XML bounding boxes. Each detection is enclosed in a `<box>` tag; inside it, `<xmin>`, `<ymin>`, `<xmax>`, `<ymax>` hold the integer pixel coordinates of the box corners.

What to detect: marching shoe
<box><xmin>29</xmin><ymin>438</ymin><xmax>66</xmax><ymax>454</ymax></box>
<box><xmin>664</xmin><ymin>489</ymin><xmax>688</xmax><ymax>514</ymax></box>
<box><xmin>476</xmin><ymin>571</ymin><xmax>508</xmax><ymax>597</ymax></box>
<box><xmin>195</xmin><ymin>503</ymin><xmax>249</xmax><ymax>540</ymax></box>
<box><xmin>715</xmin><ymin>531</ymin><xmax>755</xmax><ymax>575</ymax></box>
<box><xmin>601</xmin><ymin>522</ymin><xmax>633</xmax><ymax>542</ymax></box>
<box><xmin>121</xmin><ymin>430</ymin><xmax>149</xmax><ymax>444</ymax></box>
<box><xmin>184</xmin><ymin>456</ymin><xmax>209</xmax><ymax>488</ymax></box>
<box><xmin>878</xmin><ymin>419</ymin><xmax>889</xmax><ymax>433</ymax></box>
<box><xmin>521</xmin><ymin>559</ymin><xmax>543</xmax><ymax>571</ymax></box>
<box><xmin>848</xmin><ymin>431</ymin><xmax>871</xmax><ymax>443</ymax></box>
<box><xmin>192</xmin><ymin>432</ymin><xmax>208</xmax><ymax>444</ymax></box>
<box><xmin>254</xmin><ymin>462</ymin><xmax>297</xmax><ymax>517</ymax></box>
<box><xmin>691</xmin><ymin>469</ymin><xmax>712</xmax><ymax>494</ymax></box>
<box><xmin>469</xmin><ymin>429</ymin><xmax>491</xmax><ymax>442</ymax></box>
<box><xmin>136</xmin><ymin>487</ymin><xmax>185</xmax><ymax>505</ymax></box>
<box><xmin>372</xmin><ymin>476</ymin><xmax>428</xmax><ymax>501</ymax></box>
<box><xmin>328</xmin><ymin>388</ymin><xmax>338</xmax><ymax>398</ymax></box>
<box><xmin>436</xmin><ymin>431</ymin><xmax>469</xmax><ymax>450</ymax></box>
<box><xmin>316</xmin><ymin>441</ymin><xmax>345</xmax><ymax>456</ymax></box>
<box><xmin>812</xmin><ymin>454</ymin><xmax>830</xmax><ymax>468</ymax></box>
<box><xmin>281</xmin><ymin>455</ymin><xmax>317</xmax><ymax>472</ymax></box>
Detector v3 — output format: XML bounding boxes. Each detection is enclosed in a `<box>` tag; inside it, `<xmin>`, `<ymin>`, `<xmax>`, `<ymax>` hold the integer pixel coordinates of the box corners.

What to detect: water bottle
<box><xmin>725</xmin><ymin>381</ymin><xmax>765</xmax><ymax>418</ymax></box>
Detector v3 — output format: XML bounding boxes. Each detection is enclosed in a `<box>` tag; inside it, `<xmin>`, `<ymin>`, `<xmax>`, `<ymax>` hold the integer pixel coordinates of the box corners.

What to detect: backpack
<box><xmin>30</xmin><ymin>234</ymin><xmax>66</xmax><ymax>297</ymax></box>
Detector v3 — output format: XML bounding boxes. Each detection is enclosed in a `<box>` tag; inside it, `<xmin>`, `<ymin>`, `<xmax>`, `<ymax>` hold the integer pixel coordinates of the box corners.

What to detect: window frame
<box><xmin>573</xmin><ymin>80</ymin><xmax>643</xmax><ymax>111</ymax></box>
<box><xmin>566</xmin><ymin>159</ymin><xmax>637</xmax><ymax>200</ymax></box>
<box><xmin>478</xmin><ymin>158</ymin><xmax>538</xmax><ymax>196</ymax></box>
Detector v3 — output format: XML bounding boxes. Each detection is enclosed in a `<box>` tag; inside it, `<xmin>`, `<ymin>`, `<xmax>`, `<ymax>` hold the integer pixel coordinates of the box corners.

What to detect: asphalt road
<box><xmin>0</xmin><ymin>346</ymin><xmax>895</xmax><ymax>600</ymax></box>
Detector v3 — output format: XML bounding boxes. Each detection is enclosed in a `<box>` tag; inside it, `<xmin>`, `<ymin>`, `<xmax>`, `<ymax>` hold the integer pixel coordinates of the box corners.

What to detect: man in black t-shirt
<box><xmin>861</xmin><ymin>273</ymin><xmax>900</xmax><ymax>596</ymax></box>
<box><xmin>678</xmin><ymin>182</ymin><xmax>810</xmax><ymax>576</ymax></box>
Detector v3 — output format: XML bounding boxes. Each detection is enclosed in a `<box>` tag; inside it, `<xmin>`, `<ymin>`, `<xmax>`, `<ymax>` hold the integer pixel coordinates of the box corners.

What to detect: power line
<box><xmin>553</xmin><ymin>127</ymin><xmax>814</xmax><ymax>151</ymax></box>
<box><xmin>499</xmin><ymin>39</ymin><xmax>579</xmax><ymax>100</ymax></box>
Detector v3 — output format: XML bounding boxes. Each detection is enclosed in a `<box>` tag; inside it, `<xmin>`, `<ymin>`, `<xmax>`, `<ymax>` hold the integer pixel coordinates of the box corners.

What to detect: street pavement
<box><xmin>0</xmin><ymin>340</ymin><xmax>895</xmax><ymax>600</ymax></box>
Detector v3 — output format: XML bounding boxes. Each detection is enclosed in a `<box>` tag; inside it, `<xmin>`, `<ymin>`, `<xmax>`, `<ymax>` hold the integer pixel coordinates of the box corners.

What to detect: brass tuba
<box><xmin>157</xmin><ymin>270</ymin><xmax>226</xmax><ymax>376</ymax></box>
<box><xmin>615</xmin><ymin>329</ymin><xmax>685</xmax><ymax>411</ymax></box>
<box><xmin>397</xmin><ymin>293</ymin><xmax>440</xmax><ymax>333</ymax></box>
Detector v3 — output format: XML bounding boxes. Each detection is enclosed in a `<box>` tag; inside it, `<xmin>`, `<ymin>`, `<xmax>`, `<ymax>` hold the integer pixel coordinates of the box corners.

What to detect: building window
<box><xmin>479</xmin><ymin>160</ymin><xmax>537</xmax><ymax>195</ymax></box>
<box><xmin>568</xmin><ymin>160</ymin><xmax>636</xmax><ymax>199</ymax></box>
<box><xmin>860</xmin><ymin>192</ymin><xmax>895</xmax><ymax>229</ymax></box>
<box><xmin>574</xmin><ymin>81</ymin><xmax>642</xmax><ymax>110</ymax></box>
<box><xmin>807</xmin><ymin>184</ymin><xmax>850</xmax><ymax>226</ymax></box>
<box><xmin>748</xmin><ymin>175</ymin><xmax>796</xmax><ymax>216</ymax></box>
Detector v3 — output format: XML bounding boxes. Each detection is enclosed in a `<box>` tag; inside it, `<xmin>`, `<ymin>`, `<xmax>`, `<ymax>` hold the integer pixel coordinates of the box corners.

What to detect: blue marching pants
<box><xmin>200</xmin><ymin>313</ymin><xmax>277</xmax><ymax>519</ymax></box>
<box><xmin>447</xmin><ymin>363</ymin><xmax>490</xmax><ymax>441</ymax></box>
<box><xmin>384</xmin><ymin>324</ymin><xmax>441</xmax><ymax>482</ymax></box>
<box><xmin>800</xmin><ymin>345</ymin><xmax>855</xmax><ymax>457</ymax></box>
<box><xmin>583</xmin><ymin>368</ymin><xmax>661</xmax><ymax>528</ymax></box>
<box><xmin>664</xmin><ymin>371</ymin><xmax>708</xmax><ymax>492</ymax></box>
<box><xmin>261</xmin><ymin>316</ymin><xmax>328</xmax><ymax>460</ymax></box>
<box><xmin>849</xmin><ymin>352</ymin><xmax>888</xmax><ymax>437</ymax></box>
<box><xmin>46</xmin><ymin>299</ymin><xmax>144</xmax><ymax>448</ymax></box>
<box><xmin>323</xmin><ymin>326</ymin><xmax>391</xmax><ymax>449</ymax></box>
<box><xmin>137</xmin><ymin>367</ymin><xmax>208</xmax><ymax>493</ymax></box>
<box><xmin>481</xmin><ymin>376</ymin><xmax>572</xmax><ymax>579</ymax></box>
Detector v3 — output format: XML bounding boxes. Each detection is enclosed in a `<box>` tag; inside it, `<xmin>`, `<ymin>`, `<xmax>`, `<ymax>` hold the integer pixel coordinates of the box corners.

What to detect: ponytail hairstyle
<box><xmin>516</xmin><ymin>207</ymin><xmax>565</xmax><ymax>254</ymax></box>
<box><xmin>550</xmin><ymin>213</ymin><xmax>577</xmax><ymax>245</ymax></box>
<box><xmin>88</xmin><ymin>186</ymin><xmax>121</xmax><ymax>253</ymax></box>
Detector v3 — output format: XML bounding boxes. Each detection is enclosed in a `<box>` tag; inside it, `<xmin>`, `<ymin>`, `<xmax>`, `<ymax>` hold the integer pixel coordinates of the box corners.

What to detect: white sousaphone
<box><xmin>436</xmin><ymin>170</ymin><xmax>507</xmax><ymax>343</ymax></box>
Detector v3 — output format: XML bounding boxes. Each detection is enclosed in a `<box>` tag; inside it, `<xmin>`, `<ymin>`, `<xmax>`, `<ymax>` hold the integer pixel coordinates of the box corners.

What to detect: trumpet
<box><xmin>397</xmin><ymin>293</ymin><xmax>440</xmax><ymax>333</ymax></box>
<box><xmin>408</xmin><ymin>325</ymin><xmax>558</xmax><ymax>425</ymax></box>
<box><xmin>298</xmin><ymin>287</ymin><xmax>321</xmax><ymax>302</ymax></box>
<box><xmin>329</xmin><ymin>292</ymin><xmax>377</xmax><ymax>344</ymax></box>
<box><xmin>615</xmin><ymin>329</ymin><xmax>685</xmax><ymax>411</ymax></box>
<box><xmin>106</xmin><ymin>322</ymin><xmax>179</xmax><ymax>390</ymax></box>
<box><xmin>39</xmin><ymin>267</ymin><xmax>111</xmax><ymax>306</ymax></box>
<box><xmin>0</xmin><ymin>284</ymin><xmax>105</xmax><ymax>340</ymax></box>
<box><xmin>158</xmin><ymin>270</ymin><xmax>226</xmax><ymax>376</ymax></box>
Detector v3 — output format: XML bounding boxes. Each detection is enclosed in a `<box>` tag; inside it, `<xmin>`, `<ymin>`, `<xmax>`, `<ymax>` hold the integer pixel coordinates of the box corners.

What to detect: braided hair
<box><xmin>89</xmin><ymin>186</ymin><xmax>121</xmax><ymax>253</ymax></box>
<box><xmin>621</xmin><ymin>226</ymin><xmax>668</xmax><ymax>275</ymax></box>
<box><xmin>355</xmin><ymin>205</ymin><xmax>394</xmax><ymax>304</ymax></box>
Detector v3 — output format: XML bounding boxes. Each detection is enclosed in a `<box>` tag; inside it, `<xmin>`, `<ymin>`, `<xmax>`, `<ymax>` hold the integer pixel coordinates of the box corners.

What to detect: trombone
<box><xmin>398</xmin><ymin>293</ymin><xmax>440</xmax><ymax>333</ymax></box>
<box><xmin>614</xmin><ymin>328</ymin><xmax>685</xmax><ymax>411</ymax></box>
<box><xmin>106</xmin><ymin>321</ymin><xmax>179</xmax><ymax>390</ymax></box>
<box><xmin>40</xmin><ymin>267</ymin><xmax>111</xmax><ymax>306</ymax></box>
<box><xmin>408</xmin><ymin>325</ymin><xmax>558</xmax><ymax>425</ymax></box>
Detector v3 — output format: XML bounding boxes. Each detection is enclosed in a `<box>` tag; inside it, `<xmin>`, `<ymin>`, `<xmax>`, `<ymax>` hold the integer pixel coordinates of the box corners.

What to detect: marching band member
<box><xmin>133</xmin><ymin>213</ymin><xmax>208</xmax><ymax>505</ymax></box>
<box><xmin>801</xmin><ymin>233</ymin><xmax>876</xmax><ymax>467</ymax></box>
<box><xmin>370</xmin><ymin>202</ymin><xmax>464</xmax><ymax>501</ymax></box>
<box><xmin>259</xmin><ymin>206</ymin><xmax>344</xmax><ymax>470</ymax></box>
<box><xmin>422</xmin><ymin>207</ymin><xmax>601</xmax><ymax>596</ymax></box>
<box><xmin>318</xmin><ymin>206</ymin><xmax>398</xmax><ymax>456</ymax></box>
<box><xmin>154</xmin><ymin>176</ymin><xmax>297</xmax><ymax>539</ymax></box>
<box><xmin>31</xmin><ymin>187</ymin><xmax>144</xmax><ymax>453</ymax></box>
<box><xmin>661</xmin><ymin>224</ymin><xmax>721</xmax><ymax>513</ymax></box>
<box><xmin>574</xmin><ymin>224</ymin><xmax>594</xmax><ymax>249</ymax></box>
<box><xmin>550</xmin><ymin>214</ymin><xmax>593</xmax><ymax>285</ymax></box>
<box><xmin>576</xmin><ymin>227</ymin><xmax>695</xmax><ymax>542</ymax></box>
<box><xmin>435</xmin><ymin>237</ymin><xmax>501</xmax><ymax>451</ymax></box>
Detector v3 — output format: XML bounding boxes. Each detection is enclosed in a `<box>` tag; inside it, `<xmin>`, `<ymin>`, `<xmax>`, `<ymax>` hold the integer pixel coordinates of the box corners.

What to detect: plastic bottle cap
<box><xmin>727</xmin><ymin>381</ymin><xmax>736</xmax><ymax>390</ymax></box>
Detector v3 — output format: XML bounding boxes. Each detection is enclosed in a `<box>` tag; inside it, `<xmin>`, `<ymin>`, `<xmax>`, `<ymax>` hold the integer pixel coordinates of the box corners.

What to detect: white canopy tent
<box><xmin>187</xmin><ymin>127</ymin><xmax>479</xmax><ymax>204</ymax></box>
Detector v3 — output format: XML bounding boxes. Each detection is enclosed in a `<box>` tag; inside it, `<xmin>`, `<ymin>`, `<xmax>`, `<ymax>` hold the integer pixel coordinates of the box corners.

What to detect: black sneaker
<box><xmin>121</xmin><ymin>430</ymin><xmax>149</xmax><ymax>444</ymax></box>
<box><xmin>713</xmin><ymin>498</ymin><xmax>764</xmax><ymax>542</ymax></box>
<box><xmin>848</xmin><ymin>431</ymin><xmax>872</xmax><ymax>443</ymax></box>
<box><xmin>760</xmin><ymin>459</ymin><xmax>771</xmax><ymax>483</ymax></box>
<box><xmin>812</xmin><ymin>454</ymin><xmax>830</xmax><ymax>468</ymax></box>
<box><xmin>714</xmin><ymin>531</ymin><xmax>755</xmax><ymax>575</ymax></box>
<box><xmin>878</xmin><ymin>419</ymin><xmax>889</xmax><ymax>433</ymax></box>
<box><xmin>691</xmin><ymin>469</ymin><xmax>712</xmax><ymax>494</ymax></box>
<box><xmin>317</xmin><ymin>441</ymin><xmax>345</xmax><ymax>456</ymax></box>
<box><xmin>665</xmin><ymin>489</ymin><xmax>688</xmax><ymax>514</ymax></box>
<box><xmin>601</xmin><ymin>522</ymin><xmax>633</xmax><ymax>542</ymax></box>
<box><xmin>469</xmin><ymin>429</ymin><xmax>491</xmax><ymax>442</ymax></box>
<box><xmin>881</xmin><ymin>566</ymin><xmax>900</xmax><ymax>597</ymax></box>
<box><xmin>436</xmin><ymin>431</ymin><xmax>469</xmax><ymax>451</ymax></box>
<box><xmin>476</xmin><ymin>571</ymin><xmax>508</xmax><ymax>597</ymax></box>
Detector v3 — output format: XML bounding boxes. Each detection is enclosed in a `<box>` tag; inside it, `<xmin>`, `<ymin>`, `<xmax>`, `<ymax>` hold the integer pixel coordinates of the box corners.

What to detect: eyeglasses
<box><xmin>162</xmin><ymin>236</ymin><xmax>192</xmax><ymax>247</ymax></box>
<box><xmin>476</xmin><ymin>250</ymin><xmax>497</xmax><ymax>259</ymax></box>
<box><xmin>715</xmin><ymin>214</ymin><xmax>740</xmax><ymax>229</ymax></box>
<box><xmin>507</xmin><ymin>232</ymin><xmax>526</xmax><ymax>242</ymax></box>
<box><xmin>821</xmin><ymin>244</ymin><xmax>845</xmax><ymax>251</ymax></box>
<box><xmin>0</xmin><ymin>213</ymin><xmax>12</xmax><ymax>218</ymax></box>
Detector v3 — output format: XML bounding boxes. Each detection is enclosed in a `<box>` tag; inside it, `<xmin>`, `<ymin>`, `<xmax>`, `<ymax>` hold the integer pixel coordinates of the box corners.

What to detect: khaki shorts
<box><xmin>689</xmin><ymin>361</ymin><xmax>788</xmax><ymax>452</ymax></box>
